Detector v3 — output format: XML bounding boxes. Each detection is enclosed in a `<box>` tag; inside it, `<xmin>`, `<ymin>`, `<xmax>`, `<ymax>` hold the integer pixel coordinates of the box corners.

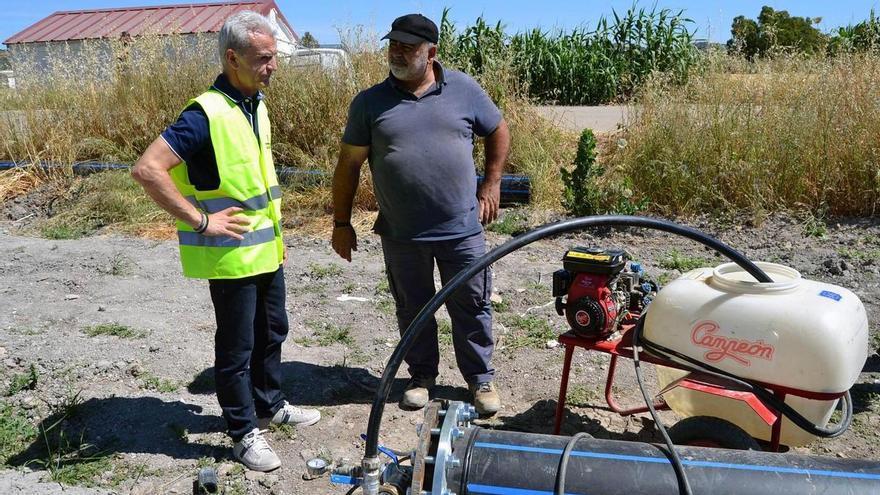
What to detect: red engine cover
<box><xmin>566</xmin><ymin>272</ymin><xmax>618</xmax><ymax>337</ymax></box>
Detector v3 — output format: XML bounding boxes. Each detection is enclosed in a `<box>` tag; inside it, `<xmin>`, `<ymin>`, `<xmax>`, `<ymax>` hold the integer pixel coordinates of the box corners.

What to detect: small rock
<box><xmin>260</xmin><ymin>474</ymin><xmax>279</xmax><ymax>487</ymax></box>
<box><xmin>245</xmin><ymin>470</ymin><xmax>265</xmax><ymax>481</ymax></box>
<box><xmin>64</xmin><ymin>294</ymin><xmax>80</xmax><ymax>300</ymax></box>
<box><xmin>95</xmin><ymin>360</ymin><xmax>112</xmax><ymax>370</ymax></box>
<box><xmin>20</xmin><ymin>395</ymin><xmax>37</xmax><ymax>409</ymax></box>
<box><xmin>128</xmin><ymin>363</ymin><xmax>144</xmax><ymax>377</ymax></box>
<box><xmin>545</xmin><ymin>340</ymin><xmax>559</xmax><ymax>349</ymax></box>
<box><xmin>149</xmin><ymin>345</ymin><xmax>160</xmax><ymax>353</ymax></box>
<box><xmin>98</xmin><ymin>306</ymin><xmax>106</xmax><ymax>312</ymax></box>
<box><xmin>489</xmin><ymin>293</ymin><xmax>503</xmax><ymax>304</ymax></box>
<box><xmin>216</xmin><ymin>462</ymin><xmax>236</xmax><ymax>476</ymax></box>
<box><xmin>0</xmin><ymin>346</ymin><xmax>6</xmax><ymax>358</ymax></box>
<box><xmin>4</xmin><ymin>358</ymin><xmax>17</xmax><ymax>368</ymax></box>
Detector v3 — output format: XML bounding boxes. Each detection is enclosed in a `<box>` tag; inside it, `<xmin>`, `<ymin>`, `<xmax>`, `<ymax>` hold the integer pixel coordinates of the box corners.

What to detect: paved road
<box><xmin>532</xmin><ymin>105</ymin><xmax>632</xmax><ymax>133</ymax></box>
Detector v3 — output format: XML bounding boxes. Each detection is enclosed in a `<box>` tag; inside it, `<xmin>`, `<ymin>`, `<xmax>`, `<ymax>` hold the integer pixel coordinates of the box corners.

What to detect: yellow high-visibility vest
<box><xmin>169</xmin><ymin>89</ymin><xmax>283</xmax><ymax>279</ymax></box>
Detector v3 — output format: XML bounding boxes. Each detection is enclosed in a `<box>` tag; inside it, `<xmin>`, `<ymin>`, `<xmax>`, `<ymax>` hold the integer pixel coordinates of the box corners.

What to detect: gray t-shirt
<box><xmin>342</xmin><ymin>62</ymin><xmax>502</xmax><ymax>241</ymax></box>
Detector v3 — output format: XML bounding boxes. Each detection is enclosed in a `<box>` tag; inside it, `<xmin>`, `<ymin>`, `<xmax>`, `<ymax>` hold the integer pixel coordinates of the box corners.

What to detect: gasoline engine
<box><xmin>552</xmin><ymin>247</ymin><xmax>656</xmax><ymax>338</ymax></box>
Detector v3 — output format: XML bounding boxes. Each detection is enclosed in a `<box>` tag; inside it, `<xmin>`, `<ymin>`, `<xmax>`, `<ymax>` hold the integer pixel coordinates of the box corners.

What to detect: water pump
<box><xmin>553</xmin><ymin>247</ymin><xmax>655</xmax><ymax>338</ymax></box>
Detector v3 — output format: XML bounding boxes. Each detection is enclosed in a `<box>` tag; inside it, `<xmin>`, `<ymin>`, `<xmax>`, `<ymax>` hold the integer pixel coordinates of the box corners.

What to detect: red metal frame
<box><xmin>552</xmin><ymin>323</ymin><xmax>847</xmax><ymax>451</ymax></box>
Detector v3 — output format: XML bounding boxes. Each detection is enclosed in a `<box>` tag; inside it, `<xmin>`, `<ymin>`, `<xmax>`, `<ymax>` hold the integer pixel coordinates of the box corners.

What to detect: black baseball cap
<box><xmin>382</xmin><ymin>13</ymin><xmax>439</xmax><ymax>44</ymax></box>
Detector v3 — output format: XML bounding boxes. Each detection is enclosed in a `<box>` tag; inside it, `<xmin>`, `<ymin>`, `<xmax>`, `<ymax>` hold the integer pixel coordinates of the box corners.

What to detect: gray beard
<box><xmin>389</xmin><ymin>56</ymin><xmax>427</xmax><ymax>81</ymax></box>
<box><xmin>389</xmin><ymin>64</ymin><xmax>415</xmax><ymax>80</ymax></box>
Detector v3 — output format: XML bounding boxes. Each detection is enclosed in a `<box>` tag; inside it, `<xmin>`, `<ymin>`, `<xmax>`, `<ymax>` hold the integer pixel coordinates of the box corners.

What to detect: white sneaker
<box><xmin>258</xmin><ymin>401</ymin><xmax>321</xmax><ymax>429</ymax></box>
<box><xmin>233</xmin><ymin>428</ymin><xmax>281</xmax><ymax>472</ymax></box>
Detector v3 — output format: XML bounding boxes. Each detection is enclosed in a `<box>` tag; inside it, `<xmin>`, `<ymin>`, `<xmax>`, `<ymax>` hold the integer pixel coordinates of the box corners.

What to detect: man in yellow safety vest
<box><xmin>131</xmin><ymin>11</ymin><xmax>319</xmax><ymax>472</ymax></box>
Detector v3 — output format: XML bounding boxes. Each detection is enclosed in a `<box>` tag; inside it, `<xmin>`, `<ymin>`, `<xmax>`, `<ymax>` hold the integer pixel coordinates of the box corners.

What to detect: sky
<box><xmin>2</xmin><ymin>0</ymin><xmax>878</xmax><ymax>48</ymax></box>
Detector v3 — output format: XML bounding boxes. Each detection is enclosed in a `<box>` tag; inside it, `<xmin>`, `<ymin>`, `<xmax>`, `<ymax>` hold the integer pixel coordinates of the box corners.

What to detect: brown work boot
<box><xmin>470</xmin><ymin>381</ymin><xmax>501</xmax><ymax>416</ymax></box>
<box><xmin>400</xmin><ymin>376</ymin><xmax>436</xmax><ymax>409</ymax></box>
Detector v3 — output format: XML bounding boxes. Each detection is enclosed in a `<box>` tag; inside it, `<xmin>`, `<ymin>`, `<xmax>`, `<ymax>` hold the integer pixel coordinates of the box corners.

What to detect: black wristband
<box><xmin>333</xmin><ymin>220</ymin><xmax>351</xmax><ymax>228</ymax></box>
<box><xmin>194</xmin><ymin>212</ymin><xmax>209</xmax><ymax>234</ymax></box>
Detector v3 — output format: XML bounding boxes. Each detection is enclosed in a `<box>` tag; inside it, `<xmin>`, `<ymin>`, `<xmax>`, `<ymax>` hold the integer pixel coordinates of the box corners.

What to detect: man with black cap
<box><xmin>331</xmin><ymin>13</ymin><xmax>510</xmax><ymax>415</ymax></box>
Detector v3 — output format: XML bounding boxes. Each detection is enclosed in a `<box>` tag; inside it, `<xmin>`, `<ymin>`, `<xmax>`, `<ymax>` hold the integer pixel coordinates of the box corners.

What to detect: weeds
<box><xmin>83</xmin><ymin>323</ymin><xmax>146</xmax><ymax>339</ymax></box>
<box><xmin>502</xmin><ymin>315</ymin><xmax>557</xmax><ymax>350</ymax></box>
<box><xmin>53</xmin><ymin>386</ymin><xmax>84</xmax><ymax>419</ymax></box>
<box><xmin>6</xmin><ymin>364</ymin><xmax>39</xmax><ymax>396</ymax></box>
<box><xmin>270</xmin><ymin>423</ymin><xmax>298</xmax><ymax>440</ymax></box>
<box><xmin>802</xmin><ymin>211</ymin><xmax>829</xmax><ymax>238</ymax></box>
<box><xmin>105</xmin><ymin>461</ymin><xmax>160</xmax><ymax>488</ymax></box>
<box><xmin>487</xmin><ymin>210</ymin><xmax>530</xmax><ymax>236</ymax></box>
<box><xmin>658</xmin><ymin>249</ymin><xmax>709</xmax><ymax>272</ymax></box>
<box><xmin>101</xmin><ymin>252</ymin><xmax>134</xmax><ymax>276</ymax></box>
<box><xmin>838</xmin><ymin>246</ymin><xmax>880</xmax><ymax>263</ymax></box>
<box><xmin>0</xmin><ymin>403</ymin><xmax>37</xmax><ymax>463</ymax></box>
<box><xmin>139</xmin><ymin>372</ymin><xmax>179</xmax><ymax>393</ymax></box>
<box><xmin>609</xmin><ymin>52</ymin><xmax>880</xmax><ymax>216</ymax></box>
<box><xmin>438</xmin><ymin>319</ymin><xmax>453</xmax><ymax>345</ymax></box>
<box><xmin>491</xmin><ymin>297</ymin><xmax>510</xmax><ymax>313</ymax></box>
<box><xmin>566</xmin><ymin>385</ymin><xmax>599</xmax><ymax>407</ymax></box>
<box><xmin>41</xmin><ymin>224</ymin><xmax>90</xmax><ymax>240</ymax></box>
<box><xmin>37</xmin><ymin>171</ymin><xmax>167</xmax><ymax>238</ymax></box>
<box><xmin>317</xmin><ymin>324</ymin><xmax>355</xmax><ymax>346</ymax></box>
<box><xmin>308</xmin><ymin>262</ymin><xmax>344</xmax><ymax>280</ymax></box>
<box><xmin>374</xmin><ymin>278</ymin><xmax>390</xmax><ymax>294</ymax></box>
<box><xmin>375</xmin><ymin>296</ymin><xmax>396</xmax><ymax>316</ymax></box>
<box><xmin>28</xmin><ymin>412</ymin><xmax>110</xmax><ymax>486</ymax></box>
<box><xmin>297</xmin><ymin>321</ymin><xmax>355</xmax><ymax>347</ymax></box>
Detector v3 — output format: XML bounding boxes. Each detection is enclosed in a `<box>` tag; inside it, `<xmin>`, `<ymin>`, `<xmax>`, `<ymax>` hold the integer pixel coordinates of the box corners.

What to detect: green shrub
<box><xmin>561</xmin><ymin>129</ymin><xmax>602</xmax><ymax>216</ymax></box>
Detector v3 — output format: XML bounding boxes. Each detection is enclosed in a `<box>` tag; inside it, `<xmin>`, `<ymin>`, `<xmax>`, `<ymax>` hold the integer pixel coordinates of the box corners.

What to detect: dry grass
<box><xmin>608</xmin><ymin>52</ymin><xmax>880</xmax><ymax>216</ymax></box>
<box><xmin>5</xmin><ymin>32</ymin><xmax>877</xmax><ymax>234</ymax></box>
<box><xmin>0</xmin><ymin>31</ymin><xmax>576</xmax><ymax>238</ymax></box>
<box><xmin>0</xmin><ymin>167</ymin><xmax>47</xmax><ymax>203</ymax></box>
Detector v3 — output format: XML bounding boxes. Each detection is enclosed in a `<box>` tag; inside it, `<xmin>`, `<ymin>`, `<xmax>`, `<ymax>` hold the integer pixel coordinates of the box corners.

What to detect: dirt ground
<box><xmin>1</xmin><ymin>210</ymin><xmax>879</xmax><ymax>494</ymax></box>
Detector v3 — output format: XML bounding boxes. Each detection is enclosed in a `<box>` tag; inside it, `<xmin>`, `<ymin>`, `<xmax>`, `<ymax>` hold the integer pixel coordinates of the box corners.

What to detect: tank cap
<box><xmin>709</xmin><ymin>262</ymin><xmax>801</xmax><ymax>294</ymax></box>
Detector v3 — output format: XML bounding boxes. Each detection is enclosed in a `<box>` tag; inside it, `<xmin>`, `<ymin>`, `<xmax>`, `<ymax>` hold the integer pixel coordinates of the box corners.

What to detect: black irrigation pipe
<box><xmin>363</xmin><ymin>215</ymin><xmax>772</xmax><ymax>460</ymax></box>
<box><xmin>0</xmin><ymin>161</ymin><xmax>531</xmax><ymax>203</ymax></box>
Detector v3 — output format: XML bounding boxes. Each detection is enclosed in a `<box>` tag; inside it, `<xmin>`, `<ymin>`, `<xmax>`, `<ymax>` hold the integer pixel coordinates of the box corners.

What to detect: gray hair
<box><xmin>218</xmin><ymin>11</ymin><xmax>275</xmax><ymax>62</ymax></box>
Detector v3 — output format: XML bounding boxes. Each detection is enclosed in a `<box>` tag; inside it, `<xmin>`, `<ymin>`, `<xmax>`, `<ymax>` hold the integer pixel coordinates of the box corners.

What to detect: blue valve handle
<box><xmin>360</xmin><ymin>433</ymin><xmax>400</xmax><ymax>465</ymax></box>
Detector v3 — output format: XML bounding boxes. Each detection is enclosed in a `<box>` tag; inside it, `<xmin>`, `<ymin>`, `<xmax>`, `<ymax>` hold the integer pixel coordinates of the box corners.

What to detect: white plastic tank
<box><xmin>645</xmin><ymin>262</ymin><xmax>869</xmax><ymax>446</ymax></box>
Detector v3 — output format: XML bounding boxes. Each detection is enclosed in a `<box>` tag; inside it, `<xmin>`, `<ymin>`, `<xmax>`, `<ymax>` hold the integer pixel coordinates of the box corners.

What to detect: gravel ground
<box><xmin>1</xmin><ymin>211</ymin><xmax>879</xmax><ymax>494</ymax></box>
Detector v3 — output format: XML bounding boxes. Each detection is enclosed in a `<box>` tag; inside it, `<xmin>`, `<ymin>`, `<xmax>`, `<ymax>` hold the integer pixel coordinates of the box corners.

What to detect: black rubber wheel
<box><xmin>668</xmin><ymin>416</ymin><xmax>762</xmax><ymax>451</ymax></box>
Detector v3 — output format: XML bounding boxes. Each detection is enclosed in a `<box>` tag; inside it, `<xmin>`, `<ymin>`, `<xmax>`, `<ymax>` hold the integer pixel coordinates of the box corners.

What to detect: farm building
<box><xmin>3</xmin><ymin>1</ymin><xmax>300</xmax><ymax>85</ymax></box>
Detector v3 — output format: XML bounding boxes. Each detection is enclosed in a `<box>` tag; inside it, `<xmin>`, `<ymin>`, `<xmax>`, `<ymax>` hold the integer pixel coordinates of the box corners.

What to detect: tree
<box><xmin>300</xmin><ymin>32</ymin><xmax>319</xmax><ymax>48</ymax></box>
<box><xmin>728</xmin><ymin>15</ymin><xmax>759</xmax><ymax>58</ymax></box>
<box><xmin>727</xmin><ymin>6</ymin><xmax>826</xmax><ymax>58</ymax></box>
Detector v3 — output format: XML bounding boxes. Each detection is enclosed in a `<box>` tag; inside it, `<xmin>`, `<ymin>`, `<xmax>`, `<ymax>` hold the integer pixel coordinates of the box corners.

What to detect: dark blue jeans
<box><xmin>381</xmin><ymin>231</ymin><xmax>495</xmax><ymax>384</ymax></box>
<box><xmin>209</xmin><ymin>266</ymin><xmax>288</xmax><ymax>441</ymax></box>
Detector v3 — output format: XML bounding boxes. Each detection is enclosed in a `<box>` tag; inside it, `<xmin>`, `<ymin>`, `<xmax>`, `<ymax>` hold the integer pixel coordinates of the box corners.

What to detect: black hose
<box><xmin>632</xmin><ymin>316</ymin><xmax>693</xmax><ymax>495</ymax></box>
<box><xmin>636</xmin><ymin>323</ymin><xmax>854</xmax><ymax>438</ymax></box>
<box><xmin>364</xmin><ymin>215</ymin><xmax>772</xmax><ymax>459</ymax></box>
<box><xmin>554</xmin><ymin>431</ymin><xmax>591</xmax><ymax>495</ymax></box>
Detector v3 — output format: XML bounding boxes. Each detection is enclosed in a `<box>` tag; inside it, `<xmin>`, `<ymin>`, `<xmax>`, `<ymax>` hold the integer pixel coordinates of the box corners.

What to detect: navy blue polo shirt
<box><xmin>342</xmin><ymin>62</ymin><xmax>502</xmax><ymax>241</ymax></box>
<box><xmin>161</xmin><ymin>74</ymin><xmax>263</xmax><ymax>190</ymax></box>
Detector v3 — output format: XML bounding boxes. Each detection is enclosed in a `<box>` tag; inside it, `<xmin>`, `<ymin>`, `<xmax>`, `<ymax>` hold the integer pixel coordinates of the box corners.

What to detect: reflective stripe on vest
<box><xmin>178</xmin><ymin>226</ymin><xmax>276</xmax><ymax>247</ymax></box>
<box><xmin>170</xmin><ymin>89</ymin><xmax>283</xmax><ymax>279</ymax></box>
<box><xmin>183</xmin><ymin>185</ymin><xmax>282</xmax><ymax>214</ymax></box>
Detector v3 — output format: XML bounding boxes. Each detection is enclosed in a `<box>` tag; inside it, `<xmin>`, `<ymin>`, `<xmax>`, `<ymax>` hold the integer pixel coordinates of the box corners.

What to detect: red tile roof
<box><xmin>5</xmin><ymin>1</ymin><xmax>297</xmax><ymax>44</ymax></box>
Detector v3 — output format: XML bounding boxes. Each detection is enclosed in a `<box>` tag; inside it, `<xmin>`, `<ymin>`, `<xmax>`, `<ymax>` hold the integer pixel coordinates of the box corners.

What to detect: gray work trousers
<box><xmin>381</xmin><ymin>231</ymin><xmax>495</xmax><ymax>384</ymax></box>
